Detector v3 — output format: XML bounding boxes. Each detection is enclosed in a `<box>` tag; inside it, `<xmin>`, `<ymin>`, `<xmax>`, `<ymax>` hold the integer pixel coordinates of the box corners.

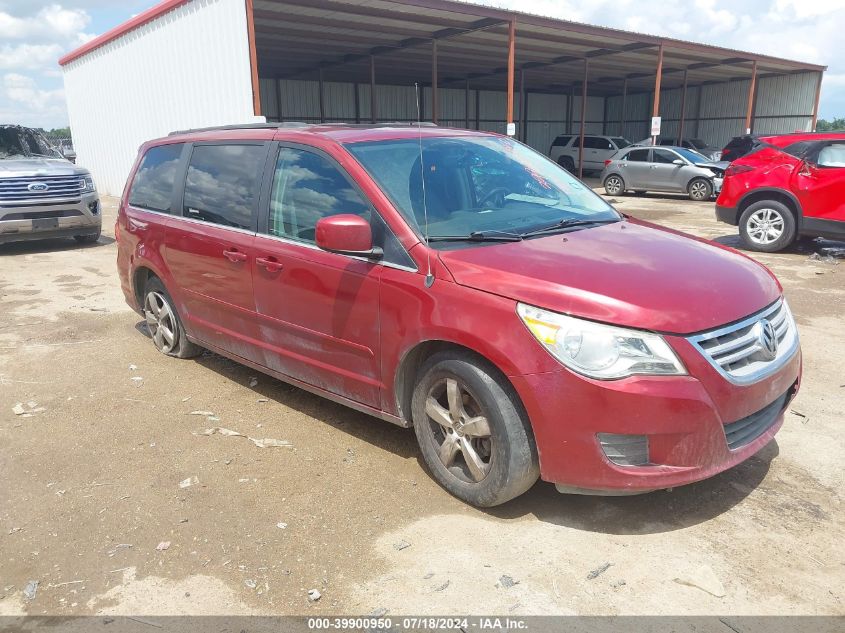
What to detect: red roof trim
<box><xmin>58</xmin><ymin>0</ymin><xmax>191</xmax><ymax>66</ymax></box>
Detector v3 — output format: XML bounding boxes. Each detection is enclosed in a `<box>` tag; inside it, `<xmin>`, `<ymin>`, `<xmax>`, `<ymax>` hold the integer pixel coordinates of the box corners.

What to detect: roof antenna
<box><xmin>415</xmin><ymin>82</ymin><xmax>435</xmax><ymax>288</ymax></box>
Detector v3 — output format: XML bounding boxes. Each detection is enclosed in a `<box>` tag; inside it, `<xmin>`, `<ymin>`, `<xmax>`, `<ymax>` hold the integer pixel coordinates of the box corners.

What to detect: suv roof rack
<box><xmin>168</xmin><ymin>121</ymin><xmax>438</xmax><ymax>136</ymax></box>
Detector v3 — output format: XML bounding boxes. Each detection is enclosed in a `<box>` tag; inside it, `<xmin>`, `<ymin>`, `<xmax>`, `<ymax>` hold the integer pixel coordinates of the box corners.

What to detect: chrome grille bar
<box><xmin>687</xmin><ymin>299</ymin><xmax>799</xmax><ymax>385</ymax></box>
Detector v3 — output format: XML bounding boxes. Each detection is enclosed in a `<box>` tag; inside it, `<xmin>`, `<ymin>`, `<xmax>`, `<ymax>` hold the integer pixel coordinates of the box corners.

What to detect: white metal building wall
<box><xmin>605</xmin><ymin>71</ymin><xmax>818</xmax><ymax>147</ymax></box>
<box><xmin>63</xmin><ymin>0</ymin><xmax>258</xmax><ymax>196</ymax></box>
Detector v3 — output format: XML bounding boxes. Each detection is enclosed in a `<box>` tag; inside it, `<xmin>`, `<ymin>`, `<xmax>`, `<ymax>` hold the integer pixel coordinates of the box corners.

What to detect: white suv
<box><xmin>549</xmin><ymin>134</ymin><xmax>632</xmax><ymax>173</ymax></box>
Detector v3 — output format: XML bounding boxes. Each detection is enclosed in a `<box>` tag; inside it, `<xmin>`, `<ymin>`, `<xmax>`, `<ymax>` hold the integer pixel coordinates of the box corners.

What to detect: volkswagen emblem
<box><xmin>756</xmin><ymin>319</ymin><xmax>778</xmax><ymax>361</ymax></box>
<box><xmin>27</xmin><ymin>182</ymin><xmax>49</xmax><ymax>192</ymax></box>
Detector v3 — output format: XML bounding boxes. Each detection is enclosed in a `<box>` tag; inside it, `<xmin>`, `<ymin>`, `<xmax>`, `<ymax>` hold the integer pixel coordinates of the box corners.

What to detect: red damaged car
<box><xmin>117</xmin><ymin>124</ymin><xmax>801</xmax><ymax>506</ymax></box>
<box><xmin>717</xmin><ymin>132</ymin><xmax>845</xmax><ymax>252</ymax></box>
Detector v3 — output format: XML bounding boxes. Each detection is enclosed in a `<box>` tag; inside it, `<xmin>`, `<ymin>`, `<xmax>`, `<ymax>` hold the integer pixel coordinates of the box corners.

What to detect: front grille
<box><xmin>688</xmin><ymin>300</ymin><xmax>799</xmax><ymax>384</ymax></box>
<box><xmin>0</xmin><ymin>175</ymin><xmax>84</xmax><ymax>201</ymax></box>
<box><xmin>724</xmin><ymin>389</ymin><xmax>790</xmax><ymax>450</ymax></box>
<box><xmin>2</xmin><ymin>209</ymin><xmax>83</xmax><ymax>221</ymax></box>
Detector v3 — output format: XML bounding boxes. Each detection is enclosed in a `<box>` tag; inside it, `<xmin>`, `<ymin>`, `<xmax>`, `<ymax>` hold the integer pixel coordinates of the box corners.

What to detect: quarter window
<box><xmin>182</xmin><ymin>144</ymin><xmax>266</xmax><ymax>230</ymax></box>
<box><xmin>128</xmin><ymin>143</ymin><xmax>184</xmax><ymax>213</ymax></box>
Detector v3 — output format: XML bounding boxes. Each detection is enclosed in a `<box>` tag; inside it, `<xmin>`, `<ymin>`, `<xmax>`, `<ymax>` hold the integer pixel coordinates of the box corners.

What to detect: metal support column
<box><xmin>651</xmin><ymin>43</ymin><xmax>664</xmax><ymax>145</ymax></box>
<box><xmin>619</xmin><ymin>77</ymin><xmax>627</xmax><ymax>137</ymax></box>
<box><xmin>369</xmin><ymin>55</ymin><xmax>377</xmax><ymax>124</ymax></box>
<box><xmin>519</xmin><ymin>69</ymin><xmax>526</xmax><ymax>141</ymax></box>
<box><xmin>678</xmin><ymin>69</ymin><xmax>688</xmax><ymax>144</ymax></box>
<box><xmin>431</xmin><ymin>40</ymin><xmax>439</xmax><ymax>124</ymax></box>
<box><xmin>318</xmin><ymin>68</ymin><xmax>325</xmax><ymax>123</ymax></box>
<box><xmin>578</xmin><ymin>58</ymin><xmax>588</xmax><ymax>180</ymax></box>
<box><xmin>811</xmin><ymin>71</ymin><xmax>824</xmax><ymax>132</ymax></box>
<box><xmin>465</xmin><ymin>79</ymin><xmax>470</xmax><ymax>129</ymax></box>
<box><xmin>506</xmin><ymin>18</ymin><xmax>516</xmax><ymax>135</ymax></box>
<box><xmin>744</xmin><ymin>60</ymin><xmax>758</xmax><ymax>134</ymax></box>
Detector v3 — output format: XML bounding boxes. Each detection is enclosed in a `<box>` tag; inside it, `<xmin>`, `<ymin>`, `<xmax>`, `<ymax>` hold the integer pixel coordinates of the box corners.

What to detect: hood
<box><xmin>696</xmin><ymin>160</ymin><xmax>729</xmax><ymax>174</ymax></box>
<box><xmin>438</xmin><ymin>220</ymin><xmax>781</xmax><ymax>335</ymax></box>
<box><xmin>0</xmin><ymin>157</ymin><xmax>84</xmax><ymax>178</ymax></box>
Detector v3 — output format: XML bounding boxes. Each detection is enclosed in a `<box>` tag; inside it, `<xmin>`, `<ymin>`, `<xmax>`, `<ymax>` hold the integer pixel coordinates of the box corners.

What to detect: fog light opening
<box><xmin>88</xmin><ymin>200</ymin><xmax>100</xmax><ymax>216</ymax></box>
<box><xmin>597</xmin><ymin>433</ymin><xmax>649</xmax><ymax>466</ymax></box>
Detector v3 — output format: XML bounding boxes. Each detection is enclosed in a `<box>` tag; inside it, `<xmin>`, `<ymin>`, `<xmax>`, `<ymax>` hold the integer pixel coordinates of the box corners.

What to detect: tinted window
<box><xmin>583</xmin><ymin>137</ymin><xmax>613</xmax><ymax>150</ymax></box>
<box><xmin>653</xmin><ymin>149</ymin><xmax>679</xmax><ymax>164</ymax></box>
<box><xmin>269</xmin><ymin>147</ymin><xmax>370</xmax><ymax>243</ymax></box>
<box><xmin>625</xmin><ymin>149</ymin><xmax>650</xmax><ymax>162</ymax></box>
<box><xmin>611</xmin><ymin>138</ymin><xmax>631</xmax><ymax>149</ymax></box>
<box><xmin>783</xmin><ymin>141</ymin><xmax>813</xmax><ymax>157</ymax></box>
<box><xmin>269</xmin><ymin>147</ymin><xmax>414</xmax><ymax>267</ymax></box>
<box><xmin>552</xmin><ymin>135</ymin><xmax>573</xmax><ymax>147</ymax></box>
<box><xmin>128</xmin><ymin>143</ymin><xmax>184</xmax><ymax>213</ymax></box>
<box><xmin>182</xmin><ymin>144</ymin><xmax>265</xmax><ymax>229</ymax></box>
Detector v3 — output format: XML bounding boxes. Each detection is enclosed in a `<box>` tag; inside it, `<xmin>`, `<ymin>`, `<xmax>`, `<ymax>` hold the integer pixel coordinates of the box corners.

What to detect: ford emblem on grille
<box><xmin>756</xmin><ymin>319</ymin><xmax>778</xmax><ymax>360</ymax></box>
<box><xmin>27</xmin><ymin>182</ymin><xmax>49</xmax><ymax>192</ymax></box>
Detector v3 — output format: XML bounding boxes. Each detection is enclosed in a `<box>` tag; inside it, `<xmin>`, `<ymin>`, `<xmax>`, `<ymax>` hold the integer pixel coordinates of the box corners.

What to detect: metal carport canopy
<box><xmin>252</xmin><ymin>0</ymin><xmax>825</xmax><ymax>96</ymax></box>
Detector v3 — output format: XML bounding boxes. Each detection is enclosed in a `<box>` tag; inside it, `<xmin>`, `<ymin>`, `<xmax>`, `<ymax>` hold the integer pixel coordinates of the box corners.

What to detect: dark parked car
<box><xmin>659</xmin><ymin>138</ymin><xmax>721</xmax><ymax>161</ymax></box>
<box><xmin>117</xmin><ymin>123</ymin><xmax>801</xmax><ymax>507</ymax></box>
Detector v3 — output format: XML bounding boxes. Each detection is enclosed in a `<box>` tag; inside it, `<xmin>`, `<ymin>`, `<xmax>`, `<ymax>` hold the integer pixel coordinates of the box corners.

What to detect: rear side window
<box><xmin>551</xmin><ymin>135</ymin><xmax>573</xmax><ymax>147</ymax></box>
<box><xmin>583</xmin><ymin>137</ymin><xmax>613</xmax><ymax>150</ymax></box>
<box><xmin>625</xmin><ymin>149</ymin><xmax>650</xmax><ymax>162</ymax></box>
<box><xmin>783</xmin><ymin>141</ymin><xmax>813</xmax><ymax>157</ymax></box>
<box><xmin>128</xmin><ymin>143</ymin><xmax>184</xmax><ymax>213</ymax></box>
<box><xmin>182</xmin><ymin>144</ymin><xmax>266</xmax><ymax>230</ymax></box>
<box><xmin>817</xmin><ymin>143</ymin><xmax>845</xmax><ymax>167</ymax></box>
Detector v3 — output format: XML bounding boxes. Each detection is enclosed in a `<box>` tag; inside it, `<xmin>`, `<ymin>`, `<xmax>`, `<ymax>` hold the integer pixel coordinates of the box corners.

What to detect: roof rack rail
<box><xmin>168</xmin><ymin>122</ymin><xmax>311</xmax><ymax>136</ymax></box>
<box><xmin>168</xmin><ymin>121</ymin><xmax>438</xmax><ymax>137</ymax></box>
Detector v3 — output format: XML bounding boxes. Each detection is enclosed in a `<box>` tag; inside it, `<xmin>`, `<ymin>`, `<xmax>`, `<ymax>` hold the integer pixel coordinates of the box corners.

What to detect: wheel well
<box><xmin>738</xmin><ymin>190</ymin><xmax>800</xmax><ymax>224</ymax></box>
<box><xmin>394</xmin><ymin>341</ymin><xmax>518</xmax><ymax>426</ymax></box>
<box><xmin>687</xmin><ymin>176</ymin><xmax>711</xmax><ymax>191</ymax></box>
<box><xmin>132</xmin><ymin>267</ymin><xmax>156</xmax><ymax>307</ymax></box>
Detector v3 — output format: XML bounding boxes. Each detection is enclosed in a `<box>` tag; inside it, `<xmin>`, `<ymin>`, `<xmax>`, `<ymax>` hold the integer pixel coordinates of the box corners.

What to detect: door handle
<box><xmin>256</xmin><ymin>256</ymin><xmax>284</xmax><ymax>273</ymax></box>
<box><xmin>223</xmin><ymin>249</ymin><xmax>248</xmax><ymax>263</ymax></box>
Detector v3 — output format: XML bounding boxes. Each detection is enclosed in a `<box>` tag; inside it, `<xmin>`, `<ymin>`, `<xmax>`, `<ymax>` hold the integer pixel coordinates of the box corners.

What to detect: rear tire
<box><xmin>603</xmin><ymin>174</ymin><xmax>625</xmax><ymax>196</ymax></box>
<box><xmin>142</xmin><ymin>277</ymin><xmax>201</xmax><ymax>358</ymax></box>
<box><xmin>739</xmin><ymin>200</ymin><xmax>796</xmax><ymax>253</ymax></box>
<box><xmin>411</xmin><ymin>351</ymin><xmax>539</xmax><ymax>507</ymax></box>
<box><xmin>688</xmin><ymin>178</ymin><xmax>713</xmax><ymax>201</ymax></box>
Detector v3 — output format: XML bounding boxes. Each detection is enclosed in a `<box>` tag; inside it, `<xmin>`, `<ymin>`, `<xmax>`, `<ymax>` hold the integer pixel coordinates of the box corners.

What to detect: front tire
<box><xmin>411</xmin><ymin>352</ymin><xmax>539</xmax><ymax>507</ymax></box>
<box><xmin>557</xmin><ymin>156</ymin><xmax>575</xmax><ymax>173</ymax></box>
<box><xmin>603</xmin><ymin>175</ymin><xmax>625</xmax><ymax>196</ymax></box>
<box><xmin>739</xmin><ymin>200</ymin><xmax>796</xmax><ymax>253</ymax></box>
<box><xmin>142</xmin><ymin>277</ymin><xmax>201</xmax><ymax>358</ymax></box>
<box><xmin>688</xmin><ymin>178</ymin><xmax>713</xmax><ymax>201</ymax></box>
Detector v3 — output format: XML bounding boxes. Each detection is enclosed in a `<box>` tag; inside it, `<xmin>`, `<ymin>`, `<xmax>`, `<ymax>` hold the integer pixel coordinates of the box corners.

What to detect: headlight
<box><xmin>80</xmin><ymin>176</ymin><xmax>96</xmax><ymax>192</ymax></box>
<box><xmin>517</xmin><ymin>303</ymin><xmax>686</xmax><ymax>379</ymax></box>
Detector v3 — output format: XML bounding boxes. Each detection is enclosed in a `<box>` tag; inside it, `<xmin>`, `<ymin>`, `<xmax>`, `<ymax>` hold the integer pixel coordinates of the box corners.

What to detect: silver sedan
<box><xmin>600</xmin><ymin>146</ymin><xmax>727</xmax><ymax>201</ymax></box>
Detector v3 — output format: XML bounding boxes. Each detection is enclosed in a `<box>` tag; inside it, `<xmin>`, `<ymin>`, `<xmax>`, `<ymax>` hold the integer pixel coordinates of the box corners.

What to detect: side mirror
<box><xmin>672</xmin><ymin>158</ymin><xmax>685</xmax><ymax>166</ymax></box>
<box><xmin>315</xmin><ymin>214</ymin><xmax>382</xmax><ymax>259</ymax></box>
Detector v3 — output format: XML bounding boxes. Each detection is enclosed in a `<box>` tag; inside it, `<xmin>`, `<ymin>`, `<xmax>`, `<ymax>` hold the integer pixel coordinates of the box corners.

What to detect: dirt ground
<box><xmin>1</xmin><ymin>189</ymin><xmax>843</xmax><ymax>617</ymax></box>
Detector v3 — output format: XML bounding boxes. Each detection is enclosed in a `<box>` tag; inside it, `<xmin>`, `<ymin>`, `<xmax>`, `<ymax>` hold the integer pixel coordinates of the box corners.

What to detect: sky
<box><xmin>1</xmin><ymin>0</ymin><xmax>843</xmax><ymax>130</ymax></box>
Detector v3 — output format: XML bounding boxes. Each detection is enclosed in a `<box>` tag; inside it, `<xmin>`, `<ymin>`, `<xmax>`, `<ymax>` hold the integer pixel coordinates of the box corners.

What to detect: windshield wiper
<box><xmin>519</xmin><ymin>218</ymin><xmax>620</xmax><ymax>238</ymax></box>
<box><xmin>428</xmin><ymin>229</ymin><xmax>523</xmax><ymax>243</ymax></box>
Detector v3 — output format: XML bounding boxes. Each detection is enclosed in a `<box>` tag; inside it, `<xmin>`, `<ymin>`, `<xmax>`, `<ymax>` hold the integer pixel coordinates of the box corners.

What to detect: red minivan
<box><xmin>116</xmin><ymin>123</ymin><xmax>801</xmax><ymax>507</ymax></box>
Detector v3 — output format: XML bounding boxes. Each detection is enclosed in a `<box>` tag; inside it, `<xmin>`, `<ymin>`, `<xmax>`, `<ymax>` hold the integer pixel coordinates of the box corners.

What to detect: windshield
<box><xmin>611</xmin><ymin>137</ymin><xmax>631</xmax><ymax>149</ymax></box>
<box><xmin>346</xmin><ymin>136</ymin><xmax>620</xmax><ymax>245</ymax></box>
<box><xmin>0</xmin><ymin>126</ymin><xmax>62</xmax><ymax>159</ymax></box>
<box><xmin>673</xmin><ymin>147</ymin><xmax>712</xmax><ymax>164</ymax></box>
<box><xmin>688</xmin><ymin>138</ymin><xmax>707</xmax><ymax>150</ymax></box>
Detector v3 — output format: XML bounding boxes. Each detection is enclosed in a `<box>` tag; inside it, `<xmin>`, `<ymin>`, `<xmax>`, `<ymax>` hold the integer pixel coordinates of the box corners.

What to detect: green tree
<box><xmin>816</xmin><ymin>117</ymin><xmax>845</xmax><ymax>131</ymax></box>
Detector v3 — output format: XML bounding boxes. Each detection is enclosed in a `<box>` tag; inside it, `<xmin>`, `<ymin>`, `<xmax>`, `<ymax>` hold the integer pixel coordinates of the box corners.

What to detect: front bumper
<box><xmin>716</xmin><ymin>204</ymin><xmax>739</xmax><ymax>226</ymax></box>
<box><xmin>511</xmin><ymin>338</ymin><xmax>801</xmax><ymax>494</ymax></box>
<box><xmin>0</xmin><ymin>193</ymin><xmax>101</xmax><ymax>244</ymax></box>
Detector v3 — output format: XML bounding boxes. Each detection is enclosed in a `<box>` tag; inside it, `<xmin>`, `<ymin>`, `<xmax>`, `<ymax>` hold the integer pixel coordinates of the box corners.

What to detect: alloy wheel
<box><xmin>747</xmin><ymin>208</ymin><xmax>785</xmax><ymax>245</ymax></box>
<box><xmin>144</xmin><ymin>290</ymin><xmax>179</xmax><ymax>354</ymax></box>
<box><xmin>424</xmin><ymin>377</ymin><xmax>493</xmax><ymax>483</ymax></box>
<box><xmin>605</xmin><ymin>176</ymin><xmax>623</xmax><ymax>195</ymax></box>
<box><xmin>689</xmin><ymin>181</ymin><xmax>709</xmax><ymax>200</ymax></box>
